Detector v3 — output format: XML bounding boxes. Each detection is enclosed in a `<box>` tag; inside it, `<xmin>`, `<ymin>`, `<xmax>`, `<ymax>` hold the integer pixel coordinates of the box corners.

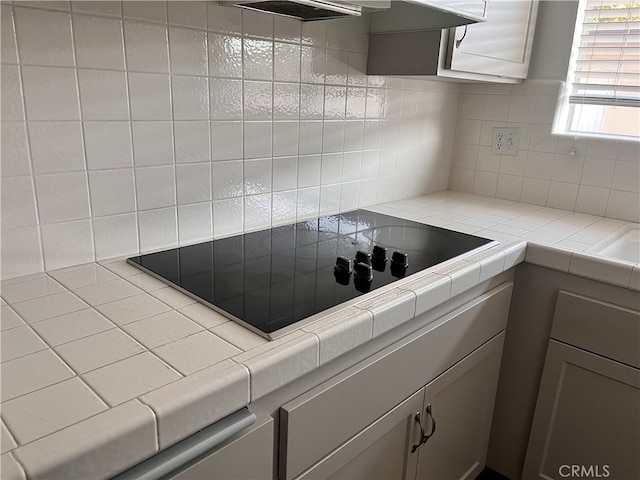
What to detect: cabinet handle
<box><xmin>455</xmin><ymin>26</ymin><xmax>468</xmax><ymax>49</ymax></box>
<box><xmin>424</xmin><ymin>404</ymin><xmax>436</xmax><ymax>441</ymax></box>
<box><xmin>411</xmin><ymin>412</ymin><xmax>425</xmax><ymax>453</ymax></box>
<box><xmin>410</xmin><ymin>405</ymin><xmax>437</xmax><ymax>453</ymax></box>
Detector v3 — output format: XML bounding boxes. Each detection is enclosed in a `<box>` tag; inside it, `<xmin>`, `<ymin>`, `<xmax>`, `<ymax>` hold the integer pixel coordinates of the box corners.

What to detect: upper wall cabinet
<box><xmin>367</xmin><ymin>0</ymin><xmax>539</xmax><ymax>84</ymax></box>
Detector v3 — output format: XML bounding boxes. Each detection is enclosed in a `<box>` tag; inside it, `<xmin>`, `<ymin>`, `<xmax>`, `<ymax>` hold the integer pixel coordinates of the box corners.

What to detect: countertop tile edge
<box><xmin>139</xmin><ymin>359</ymin><xmax>250</xmax><ymax>450</ymax></box>
<box><xmin>236</xmin><ymin>333</ymin><xmax>319</xmax><ymax>402</ymax></box>
<box><xmin>303</xmin><ymin>307</ymin><xmax>373</xmax><ymax>366</ymax></box>
<box><xmin>354</xmin><ymin>288</ymin><xmax>416</xmax><ymax>339</ymax></box>
<box><xmin>1</xmin><ymin>453</ymin><xmax>26</xmax><ymax>480</ymax></box>
<box><xmin>13</xmin><ymin>399</ymin><xmax>157</xmax><ymax>480</ymax></box>
<box><xmin>568</xmin><ymin>251</ymin><xmax>634</xmax><ymax>289</ymax></box>
<box><xmin>525</xmin><ymin>242</ymin><xmax>574</xmax><ymax>273</ymax></box>
<box><xmin>399</xmin><ymin>273</ymin><xmax>452</xmax><ymax>317</ymax></box>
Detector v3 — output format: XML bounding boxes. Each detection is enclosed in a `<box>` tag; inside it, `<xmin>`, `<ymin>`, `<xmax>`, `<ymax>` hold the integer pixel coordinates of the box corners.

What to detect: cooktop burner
<box><xmin>127</xmin><ymin>210</ymin><xmax>495</xmax><ymax>339</ymax></box>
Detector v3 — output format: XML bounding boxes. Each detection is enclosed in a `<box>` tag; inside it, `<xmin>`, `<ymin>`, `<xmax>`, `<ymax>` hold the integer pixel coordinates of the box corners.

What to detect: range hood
<box><xmin>223</xmin><ymin>0</ymin><xmax>486</xmax><ymax>26</ymax></box>
<box><xmin>225</xmin><ymin>0</ymin><xmax>372</xmax><ymax>21</ymax></box>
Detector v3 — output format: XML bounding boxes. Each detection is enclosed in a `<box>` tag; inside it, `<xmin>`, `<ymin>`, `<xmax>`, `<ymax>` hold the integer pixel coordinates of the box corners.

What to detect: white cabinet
<box><xmin>367</xmin><ymin>0</ymin><xmax>539</xmax><ymax>83</ymax></box>
<box><xmin>280</xmin><ymin>283</ymin><xmax>512</xmax><ymax>480</ymax></box>
<box><xmin>416</xmin><ymin>334</ymin><xmax>503</xmax><ymax>480</ymax></box>
<box><xmin>523</xmin><ymin>341</ymin><xmax>640</xmax><ymax>480</ymax></box>
<box><xmin>290</xmin><ymin>333</ymin><xmax>504</xmax><ymax>480</ymax></box>
<box><xmin>522</xmin><ymin>291</ymin><xmax>640</xmax><ymax>480</ymax></box>
<box><xmin>440</xmin><ymin>0</ymin><xmax>539</xmax><ymax>82</ymax></box>
<box><xmin>295</xmin><ymin>388</ymin><xmax>424</xmax><ymax>480</ymax></box>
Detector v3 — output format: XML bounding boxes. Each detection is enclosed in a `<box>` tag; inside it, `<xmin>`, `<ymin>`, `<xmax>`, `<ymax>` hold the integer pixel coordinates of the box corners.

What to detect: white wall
<box><xmin>0</xmin><ymin>0</ymin><xmax>459</xmax><ymax>279</ymax></box>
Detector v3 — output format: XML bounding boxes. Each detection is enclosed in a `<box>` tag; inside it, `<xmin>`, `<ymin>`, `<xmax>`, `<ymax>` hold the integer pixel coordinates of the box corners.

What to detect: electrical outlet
<box><xmin>492</xmin><ymin>127</ymin><xmax>520</xmax><ymax>156</ymax></box>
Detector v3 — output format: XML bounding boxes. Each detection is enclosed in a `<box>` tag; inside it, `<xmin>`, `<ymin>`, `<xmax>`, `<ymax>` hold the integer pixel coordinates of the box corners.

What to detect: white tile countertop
<box><xmin>1</xmin><ymin>191</ymin><xmax>638</xmax><ymax>479</ymax></box>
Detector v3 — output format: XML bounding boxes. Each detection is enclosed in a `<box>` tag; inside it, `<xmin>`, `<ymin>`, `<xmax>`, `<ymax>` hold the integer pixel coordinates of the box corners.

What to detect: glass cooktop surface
<box><xmin>127</xmin><ymin>210</ymin><xmax>494</xmax><ymax>338</ymax></box>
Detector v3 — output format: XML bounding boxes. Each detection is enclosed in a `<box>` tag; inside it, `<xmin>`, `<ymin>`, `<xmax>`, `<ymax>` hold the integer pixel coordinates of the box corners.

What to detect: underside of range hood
<box><xmin>223</xmin><ymin>0</ymin><xmax>486</xmax><ymax>29</ymax></box>
<box><xmin>227</xmin><ymin>0</ymin><xmax>363</xmax><ymax>21</ymax></box>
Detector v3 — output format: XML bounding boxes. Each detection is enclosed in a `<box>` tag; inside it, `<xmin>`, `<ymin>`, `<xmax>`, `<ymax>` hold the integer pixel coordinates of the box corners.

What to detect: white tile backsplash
<box><xmin>272</xmin><ymin>121</ymin><xmax>299</xmax><ymax>157</ymax></box>
<box><xmin>84</xmin><ymin>121</ymin><xmax>133</xmax><ymax>170</ymax></box>
<box><xmin>2</xmin><ymin>1</ymin><xmax>458</xmax><ymax>280</ymax></box>
<box><xmin>14</xmin><ymin>7</ymin><xmax>74</xmax><ymax>66</ymax></box>
<box><xmin>72</xmin><ymin>14</ymin><xmax>125</xmax><ymax>70</ymax></box>
<box><xmin>243</xmin><ymin>38</ymin><xmax>273</xmax><ymax>81</ymax></box>
<box><xmin>273</xmin><ymin>15</ymin><xmax>300</xmax><ymax>43</ymax></box>
<box><xmin>35</xmin><ymin>172</ymin><xmax>90</xmax><ymax>224</ymax></box>
<box><xmin>41</xmin><ymin>220</ymin><xmax>94</xmax><ymax>270</ymax></box>
<box><xmin>1</xmin><ymin>227</ymin><xmax>44</xmax><ymax>280</ymax></box>
<box><xmin>123</xmin><ymin>1</ymin><xmax>166</xmax><ymax>23</ymax></box>
<box><xmin>243</xmin><ymin>81</ymin><xmax>273</xmax><ymax>120</ymax></box>
<box><xmin>210</xmin><ymin>121</ymin><xmax>243</xmax><ymax>161</ymax></box>
<box><xmin>274</xmin><ymin>43</ymin><xmax>301</xmax><ymax>83</ymax></box>
<box><xmin>92</xmin><ymin>213</ymin><xmax>139</xmax><ymax>260</ymax></box>
<box><xmin>168</xmin><ymin>26</ymin><xmax>207</xmax><ymax>76</ymax></box>
<box><xmin>1</xmin><ymin>5</ymin><xmax>18</xmax><ymax>65</ymax></box>
<box><xmin>123</xmin><ymin>20</ymin><xmax>169</xmax><ymax>73</ymax></box>
<box><xmin>171</xmin><ymin>76</ymin><xmax>209</xmax><ymax>120</ymax></box>
<box><xmin>176</xmin><ymin>163</ymin><xmax>211</xmax><ymax>205</ymax></box>
<box><xmin>72</xmin><ymin>1</ymin><xmax>121</xmax><ymax>17</ymax></box>
<box><xmin>174</xmin><ymin>121</ymin><xmax>210</xmax><ymax>164</ymax></box>
<box><xmin>128</xmin><ymin>73</ymin><xmax>172</xmax><ymax>120</ymax></box>
<box><xmin>178</xmin><ymin>202</ymin><xmax>212</xmax><ymax>244</ymax></box>
<box><xmin>300</xmin><ymin>46</ymin><xmax>325</xmax><ymax>84</ymax></box>
<box><xmin>1</xmin><ymin>176</ymin><xmax>37</xmax><ymax>228</ymax></box>
<box><xmin>138</xmin><ymin>207</ymin><xmax>177</xmax><ymax>252</ymax></box>
<box><xmin>242</xmin><ymin>8</ymin><xmax>273</xmax><ymax>39</ymax></box>
<box><xmin>272</xmin><ymin>190</ymin><xmax>297</xmax><ymax>225</ymax></box>
<box><xmin>28</xmin><ymin>121</ymin><xmax>85</xmax><ymax>174</ymax></box>
<box><xmin>451</xmin><ymin>79</ymin><xmax>640</xmax><ymax>222</ymax></box>
<box><xmin>244</xmin><ymin>158</ymin><xmax>272</xmax><ymax>195</ymax></box>
<box><xmin>135</xmin><ymin>165</ymin><xmax>176</xmax><ymax>210</ymax></box>
<box><xmin>211</xmin><ymin>160</ymin><xmax>243</xmax><ymax>200</ymax></box>
<box><xmin>272</xmin><ymin>156</ymin><xmax>298</xmax><ymax>192</ymax></box>
<box><xmin>212</xmin><ymin>197</ymin><xmax>243</xmax><ymax>236</ymax></box>
<box><xmin>78</xmin><ymin>69</ymin><xmax>129</xmax><ymax>120</ymax></box>
<box><xmin>21</xmin><ymin>66</ymin><xmax>79</xmax><ymax>120</ymax></box>
<box><xmin>244</xmin><ymin>193</ymin><xmax>272</xmax><ymax>230</ymax></box>
<box><xmin>243</xmin><ymin>121</ymin><xmax>272</xmax><ymax>159</ymax></box>
<box><xmin>208</xmin><ymin>33</ymin><xmax>242</xmax><ymax>78</ymax></box>
<box><xmin>1</xmin><ymin>66</ymin><xmax>25</xmax><ymax>121</ymax></box>
<box><xmin>131</xmin><ymin>121</ymin><xmax>174</xmax><ymax>166</ymax></box>
<box><xmin>88</xmin><ymin>169</ymin><xmax>136</xmax><ymax>216</ymax></box>
<box><xmin>167</xmin><ymin>1</ymin><xmax>206</xmax><ymax>29</ymax></box>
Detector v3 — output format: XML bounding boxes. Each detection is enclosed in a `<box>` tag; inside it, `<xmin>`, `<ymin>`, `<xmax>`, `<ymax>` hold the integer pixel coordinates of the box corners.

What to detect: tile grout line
<box><xmin>69</xmin><ymin>3</ymin><xmax>98</xmax><ymax>268</ymax></box>
<box><xmin>134</xmin><ymin>396</ymin><xmax>161</xmax><ymax>453</ymax></box>
<box><xmin>10</xmin><ymin>1</ymin><xmax>47</xmax><ymax>275</ymax></box>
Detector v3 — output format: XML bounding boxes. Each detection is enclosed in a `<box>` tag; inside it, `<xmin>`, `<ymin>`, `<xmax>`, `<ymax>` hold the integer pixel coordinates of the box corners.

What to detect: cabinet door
<box><xmin>281</xmin><ymin>283</ymin><xmax>512</xmax><ymax>480</ymax></box>
<box><xmin>444</xmin><ymin>0</ymin><xmax>538</xmax><ymax>80</ymax></box>
<box><xmin>415</xmin><ymin>333</ymin><xmax>505</xmax><ymax>480</ymax></box>
<box><xmin>523</xmin><ymin>340</ymin><xmax>640</xmax><ymax>480</ymax></box>
<box><xmin>166</xmin><ymin>415</ymin><xmax>273</xmax><ymax>480</ymax></box>
<box><xmin>296</xmin><ymin>388</ymin><xmax>424</xmax><ymax>480</ymax></box>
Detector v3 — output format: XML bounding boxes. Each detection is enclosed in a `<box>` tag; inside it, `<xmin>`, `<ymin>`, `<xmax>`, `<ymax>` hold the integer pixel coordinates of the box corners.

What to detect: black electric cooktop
<box><xmin>127</xmin><ymin>210</ymin><xmax>495</xmax><ymax>339</ymax></box>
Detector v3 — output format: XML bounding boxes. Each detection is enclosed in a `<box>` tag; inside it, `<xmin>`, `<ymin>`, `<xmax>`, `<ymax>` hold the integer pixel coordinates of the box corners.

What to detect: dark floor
<box><xmin>475</xmin><ymin>466</ymin><xmax>511</xmax><ymax>480</ymax></box>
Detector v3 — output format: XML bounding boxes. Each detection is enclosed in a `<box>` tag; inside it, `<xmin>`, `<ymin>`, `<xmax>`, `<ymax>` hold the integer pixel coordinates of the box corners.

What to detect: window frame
<box><xmin>553</xmin><ymin>0</ymin><xmax>640</xmax><ymax>141</ymax></box>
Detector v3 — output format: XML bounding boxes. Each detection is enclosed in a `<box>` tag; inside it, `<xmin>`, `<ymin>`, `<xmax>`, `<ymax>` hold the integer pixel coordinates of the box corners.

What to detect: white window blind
<box><xmin>569</xmin><ymin>0</ymin><xmax>640</xmax><ymax>109</ymax></box>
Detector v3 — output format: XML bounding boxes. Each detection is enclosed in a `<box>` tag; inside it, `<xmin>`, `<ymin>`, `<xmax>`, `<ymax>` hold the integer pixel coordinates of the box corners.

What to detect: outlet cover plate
<box><xmin>492</xmin><ymin>127</ymin><xmax>520</xmax><ymax>156</ymax></box>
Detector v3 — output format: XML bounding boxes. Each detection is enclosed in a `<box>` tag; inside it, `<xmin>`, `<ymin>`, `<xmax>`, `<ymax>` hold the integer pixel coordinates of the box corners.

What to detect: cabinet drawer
<box><xmin>552</xmin><ymin>291</ymin><xmax>640</xmax><ymax>368</ymax></box>
<box><xmin>280</xmin><ymin>282</ymin><xmax>512</xmax><ymax>480</ymax></box>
